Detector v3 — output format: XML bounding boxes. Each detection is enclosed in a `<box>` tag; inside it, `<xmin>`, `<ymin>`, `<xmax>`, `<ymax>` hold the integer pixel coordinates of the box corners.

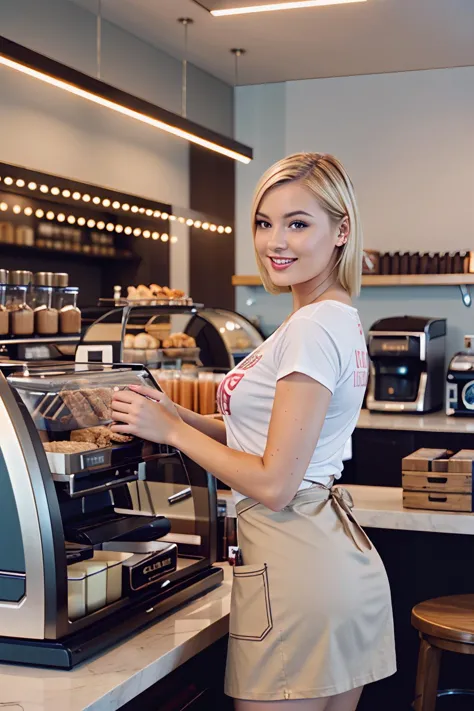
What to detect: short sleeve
<box><xmin>276</xmin><ymin>317</ymin><xmax>342</xmax><ymax>393</ymax></box>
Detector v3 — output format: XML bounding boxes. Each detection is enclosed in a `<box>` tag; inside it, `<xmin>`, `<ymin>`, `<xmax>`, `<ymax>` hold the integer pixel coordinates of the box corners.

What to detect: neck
<box><xmin>291</xmin><ymin>255</ymin><xmax>340</xmax><ymax>311</ymax></box>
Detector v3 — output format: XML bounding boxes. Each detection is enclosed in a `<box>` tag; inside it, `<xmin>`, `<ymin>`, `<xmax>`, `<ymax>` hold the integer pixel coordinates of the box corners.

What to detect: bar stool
<box><xmin>411</xmin><ymin>594</ymin><xmax>474</xmax><ymax>710</ymax></box>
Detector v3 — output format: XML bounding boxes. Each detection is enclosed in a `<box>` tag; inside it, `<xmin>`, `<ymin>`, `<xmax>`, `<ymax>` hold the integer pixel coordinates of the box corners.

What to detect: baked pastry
<box><xmin>59</xmin><ymin>390</ymin><xmax>96</xmax><ymax>428</ymax></box>
<box><xmin>71</xmin><ymin>426</ymin><xmax>132</xmax><ymax>448</ymax></box>
<box><xmin>162</xmin><ymin>333</ymin><xmax>196</xmax><ymax>349</ymax></box>
<box><xmin>82</xmin><ymin>388</ymin><xmax>113</xmax><ymax>421</ymax></box>
<box><xmin>59</xmin><ymin>388</ymin><xmax>113</xmax><ymax>426</ymax></box>
<box><xmin>124</xmin><ymin>333</ymin><xmax>135</xmax><ymax>349</ymax></box>
<box><xmin>44</xmin><ymin>441</ymin><xmax>98</xmax><ymax>454</ymax></box>
<box><xmin>137</xmin><ymin>284</ymin><xmax>153</xmax><ymax>299</ymax></box>
<box><xmin>134</xmin><ymin>332</ymin><xmax>151</xmax><ymax>349</ymax></box>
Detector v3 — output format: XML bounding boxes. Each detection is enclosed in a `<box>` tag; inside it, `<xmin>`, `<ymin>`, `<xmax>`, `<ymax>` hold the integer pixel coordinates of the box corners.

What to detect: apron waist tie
<box><xmin>329</xmin><ymin>486</ymin><xmax>373</xmax><ymax>553</ymax></box>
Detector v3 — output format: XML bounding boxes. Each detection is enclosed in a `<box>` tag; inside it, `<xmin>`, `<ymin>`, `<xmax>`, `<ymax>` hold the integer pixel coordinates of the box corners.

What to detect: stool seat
<box><xmin>412</xmin><ymin>594</ymin><xmax>474</xmax><ymax>646</ymax></box>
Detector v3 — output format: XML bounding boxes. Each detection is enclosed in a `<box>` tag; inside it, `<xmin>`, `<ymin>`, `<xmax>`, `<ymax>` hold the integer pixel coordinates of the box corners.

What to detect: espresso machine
<box><xmin>0</xmin><ymin>362</ymin><xmax>222</xmax><ymax>668</ymax></box>
<box><xmin>366</xmin><ymin>316</ymin><xmax>446</xmax><ymax>413</ymax></box>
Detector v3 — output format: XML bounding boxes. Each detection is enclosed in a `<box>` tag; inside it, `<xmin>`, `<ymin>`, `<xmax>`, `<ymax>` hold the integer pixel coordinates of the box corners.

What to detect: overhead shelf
<box><xmin>361</xmin><ymin>274</ymin><xmax>474</xmax><ymax>287</ymax></box>
<box><xmin>232</xmin><ymin>274</ymin><xmax>474</xmax><ymax>288</ymax></box>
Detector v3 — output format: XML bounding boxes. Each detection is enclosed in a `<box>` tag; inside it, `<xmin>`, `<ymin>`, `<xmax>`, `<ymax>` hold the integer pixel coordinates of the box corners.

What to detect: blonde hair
<box><xmin>251</xmin><ymin>152</ymin><xmax>362</xmax><ymax>297</ymax></box>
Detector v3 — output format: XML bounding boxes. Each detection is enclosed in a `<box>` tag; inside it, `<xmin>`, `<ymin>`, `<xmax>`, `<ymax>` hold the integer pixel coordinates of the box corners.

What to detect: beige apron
<box><xmin>225</xmin><ymin>485</ymin><xmax>397</xmax><ymax>702</ymax></box>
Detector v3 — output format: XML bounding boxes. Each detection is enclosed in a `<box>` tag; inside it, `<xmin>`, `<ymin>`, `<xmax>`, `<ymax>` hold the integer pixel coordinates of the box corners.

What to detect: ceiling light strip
<box><xmin>211</xmin><ymin>0</ymin><xmax>366</xmax><ymax>16</ymax></box>
<box><xmin>0</xmin><ymin>36</ymin><xmax>253</xmax><ymax>164</ymax></box>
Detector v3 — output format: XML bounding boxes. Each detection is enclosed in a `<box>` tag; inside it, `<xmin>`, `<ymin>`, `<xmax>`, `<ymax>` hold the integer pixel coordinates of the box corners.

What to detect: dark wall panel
<box><xmin>189</xmin><ymin>145</ymin><xmax>235</xmax><ymax>310</ymax></box>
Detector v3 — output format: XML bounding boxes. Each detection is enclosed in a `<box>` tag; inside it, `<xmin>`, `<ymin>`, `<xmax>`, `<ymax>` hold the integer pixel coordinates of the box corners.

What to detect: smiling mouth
<box><xmin>268</xmin><ymin>256</ymin><xmax>297</xmax><ymax>271</ymax></box>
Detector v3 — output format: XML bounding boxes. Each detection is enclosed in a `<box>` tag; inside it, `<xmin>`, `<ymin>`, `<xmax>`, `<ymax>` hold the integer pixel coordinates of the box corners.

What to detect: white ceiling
<box><xmin>70</xmin><ymin>0</ymin><xmax>474</xmax><ymax>86</ymax></box>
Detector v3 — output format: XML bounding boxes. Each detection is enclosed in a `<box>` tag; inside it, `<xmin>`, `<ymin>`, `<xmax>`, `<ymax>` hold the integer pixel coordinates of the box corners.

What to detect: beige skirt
<box><xmin>224</xmin><ymin>485</ymin><xmax>397</xmax><ymax>701</ymax></box>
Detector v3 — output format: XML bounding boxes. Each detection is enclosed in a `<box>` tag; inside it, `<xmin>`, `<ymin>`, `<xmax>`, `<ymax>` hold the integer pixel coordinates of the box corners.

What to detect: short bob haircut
<box><xmin>251</xmin><ymin>152</ymin><xmax>362</xmax><ymax>297</ymax></box>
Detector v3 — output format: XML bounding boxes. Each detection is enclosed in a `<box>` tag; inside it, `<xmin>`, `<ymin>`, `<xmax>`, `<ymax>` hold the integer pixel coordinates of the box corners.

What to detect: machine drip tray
<box><xmin>0</xmin><ymin>565</ymin><xmax>224</xmax><ymax>669</ymax></box>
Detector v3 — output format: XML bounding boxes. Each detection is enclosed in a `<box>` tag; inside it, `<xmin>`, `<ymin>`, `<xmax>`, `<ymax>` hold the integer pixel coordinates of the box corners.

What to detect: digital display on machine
<box><xmin>381</xmin><ymin>340</ymin><xmax>409</xmax><ymax>352</ymax></box>
<box><xmin>82</xmin><ymin>452</ymin><xmax>107</xmax><ymax>468</ymax></box>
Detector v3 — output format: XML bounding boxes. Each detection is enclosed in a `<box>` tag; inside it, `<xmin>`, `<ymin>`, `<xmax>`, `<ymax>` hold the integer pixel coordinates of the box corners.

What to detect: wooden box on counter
<box><xmin>402</xmin><ymin>449</ymin><xmax>474</xmax><ymax>512</ymax></box>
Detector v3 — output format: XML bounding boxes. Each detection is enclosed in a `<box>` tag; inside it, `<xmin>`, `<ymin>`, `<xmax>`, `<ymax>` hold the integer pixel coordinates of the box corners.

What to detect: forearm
<box><xmin>170</xmin><ymin>422</ymin><xmax>277</xmax><ymax>507</ymax></box>
<box><xmin>175</xmin><ymin>405</ymin><xmax>227</xmax><ymax>444</ymax></box>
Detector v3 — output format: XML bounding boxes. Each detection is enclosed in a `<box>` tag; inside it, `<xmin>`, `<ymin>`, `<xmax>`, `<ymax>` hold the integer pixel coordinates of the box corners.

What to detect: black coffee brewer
<box><xmin>366</xmin><ymin>316</ymin><xmax>446</xmax><ymax>413</ymax></box>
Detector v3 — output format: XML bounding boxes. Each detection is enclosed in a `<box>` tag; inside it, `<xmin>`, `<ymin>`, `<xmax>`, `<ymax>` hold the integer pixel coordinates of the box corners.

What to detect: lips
<box><xmin>268</xmin><ymin>256</ymin><xmax>297</xmax><ymax>271</ymax></box>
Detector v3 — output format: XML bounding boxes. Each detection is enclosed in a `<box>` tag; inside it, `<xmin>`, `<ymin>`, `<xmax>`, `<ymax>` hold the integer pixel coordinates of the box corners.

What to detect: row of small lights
<box><xmin>0</xmin><ymin>175</ymin><xmax>232</xmax><ymax>234</ymax></box>
<box><xmin>0</xmin><ymin>200</ymin><xmax>178</xmax><ymax>242</ymax></box>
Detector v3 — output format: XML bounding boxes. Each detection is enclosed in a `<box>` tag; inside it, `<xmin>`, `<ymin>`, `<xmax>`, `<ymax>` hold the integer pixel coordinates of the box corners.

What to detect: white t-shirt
<box><xmin>216</xmin><ymin>301</ymin><xmax>368</xmax><ymax>503</ymax></box>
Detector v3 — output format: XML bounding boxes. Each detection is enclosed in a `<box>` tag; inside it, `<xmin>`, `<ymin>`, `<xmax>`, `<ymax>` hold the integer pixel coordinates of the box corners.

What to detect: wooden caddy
<box><xmin>402</xmin><ymin>449</ymin><xmax>474</xmax><ymax>512</ymax></box>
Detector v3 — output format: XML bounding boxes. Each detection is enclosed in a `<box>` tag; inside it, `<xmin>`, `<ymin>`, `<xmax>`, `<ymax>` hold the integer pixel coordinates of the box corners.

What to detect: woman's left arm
<box><xmin>111</xmin><ymin>373</ymin><xmax>331</xmax><ymax>511</ymax></box>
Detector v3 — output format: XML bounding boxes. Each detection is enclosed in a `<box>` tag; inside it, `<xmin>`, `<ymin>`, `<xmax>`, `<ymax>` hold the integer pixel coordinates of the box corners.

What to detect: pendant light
<box><xmin>0</xmin><ymin>35</ymin><xmax>253</xmax><ymax>164</ymax></box>
<box><xmin>178</xmin><ymin>18</ymin><xmax>193</xmax><ymax>119</ymax></box>
<box><xmin>231</xmin><ymin>48</ymin><xmax>246</xmax><ymax>87</ymax></box>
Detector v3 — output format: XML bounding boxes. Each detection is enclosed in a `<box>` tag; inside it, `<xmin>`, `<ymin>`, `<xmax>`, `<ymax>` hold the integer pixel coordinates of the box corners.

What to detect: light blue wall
<box><xmin>237</xmin><ymin>284</ymin><xmax>473</xmax><ymax>363</ymax></box>
<box><xmin>234</xmin><ymin>67</ymin><xmax>474</xmax><ymax>361</ymax></box>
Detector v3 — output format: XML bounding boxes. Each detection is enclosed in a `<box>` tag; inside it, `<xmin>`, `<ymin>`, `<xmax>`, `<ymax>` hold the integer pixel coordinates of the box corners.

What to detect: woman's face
<box><xmin>254</xmin><ymin>181</ymin><xmax>346</xmax><ymax>291</ymax></box>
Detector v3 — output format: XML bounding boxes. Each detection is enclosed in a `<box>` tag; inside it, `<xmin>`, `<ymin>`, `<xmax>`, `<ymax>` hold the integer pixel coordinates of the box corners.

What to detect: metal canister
<box><xmin>9</xmin><ymin>270</ymin><xmax>32</xmax><ymax>286</ymax></box>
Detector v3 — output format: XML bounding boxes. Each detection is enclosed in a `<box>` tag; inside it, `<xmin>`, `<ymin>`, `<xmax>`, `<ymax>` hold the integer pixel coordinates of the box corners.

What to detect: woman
<box><xmin>111</xmin><ymin>153</ymin><xmax>396</xmax><ymax>710</ymax></box>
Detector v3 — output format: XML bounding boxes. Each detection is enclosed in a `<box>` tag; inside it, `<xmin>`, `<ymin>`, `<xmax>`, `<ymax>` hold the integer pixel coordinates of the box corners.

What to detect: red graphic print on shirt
<box><xmin>217</xmin><ymin>353</ymin><xmax>262</xmax><ymax>416</ymax></box>
<box><xmin>353</xmin><ymin>349</ymin><xmax>368</xmax><ymax>387</ymax></box>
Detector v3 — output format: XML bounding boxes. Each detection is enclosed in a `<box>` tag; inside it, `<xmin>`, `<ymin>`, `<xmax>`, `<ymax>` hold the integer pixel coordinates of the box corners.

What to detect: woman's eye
<box><xmin>289</xmin><ymin>220</ymin><xmax>307</xmax><ymax>230</ymax></box>
<box><xmin>256</xmin><ymin>219</ymin><xmax>271</xmax><ymax>229</ymax></box>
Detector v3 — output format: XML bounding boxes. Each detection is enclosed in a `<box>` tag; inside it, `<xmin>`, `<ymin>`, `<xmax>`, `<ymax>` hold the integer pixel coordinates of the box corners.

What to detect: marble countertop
<box><xmin>347</xmin><ymin>485</ymin><xmax>474</xmax><ymax>535</ymax></box>
<box><xmin>357</xmin><ymin>408</ymin><xmax>474</xmax><ymax>433</ymax></box>
<box><xmin>2</xmin><ymin>487</ymin><xmax>474</xmax><ymax>711</ymax></box>
<box><xmin>0</xmin><ymin>566</ymin><xmax>232</xmax><ymax>711</ymax></box>
<box><xmin>221</xmin><ymin>487</ymin><xmax>474</xmax><ymax>535</ymax></box>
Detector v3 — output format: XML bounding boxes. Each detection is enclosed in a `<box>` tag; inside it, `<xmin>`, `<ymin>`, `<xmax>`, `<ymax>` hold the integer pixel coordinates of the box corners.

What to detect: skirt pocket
<box><xmin>229</xmin><ymin>563</ymin><xmax>273</xmax><ymax>641</ymax></box>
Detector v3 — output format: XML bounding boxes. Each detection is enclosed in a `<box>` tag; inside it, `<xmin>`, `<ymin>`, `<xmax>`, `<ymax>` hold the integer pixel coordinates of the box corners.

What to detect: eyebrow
<box><xmin>256</xmin><ymin>210</ymin><xmax>313</xmax><ymax>219</ymax></box>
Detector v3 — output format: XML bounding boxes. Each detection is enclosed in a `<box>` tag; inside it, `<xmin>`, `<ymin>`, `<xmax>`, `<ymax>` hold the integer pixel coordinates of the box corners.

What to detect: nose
<box><xmin>266</xmin><ymin>225</ymin><xmax>288</xmax><ymax>252</ymax></box>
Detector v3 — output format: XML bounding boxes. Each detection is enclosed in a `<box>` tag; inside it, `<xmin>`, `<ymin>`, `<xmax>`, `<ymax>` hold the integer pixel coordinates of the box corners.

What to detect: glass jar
<box><xmin>0</xmin><ymin>269</ymin><xmax>9</xmax><ymax>336</ymax></box>
<box><xmin>179</xmin><ymin>371</ymin><xmax>198</xmax><ymax>411</ymax></box>
<box><xmin>59</xmin><ymin>287</ymin><xmax>81</xmax><ymax>335</ymax></box>
<box><xmin>198</xmin><ymin>371</ymin><xmax>217</xmax><ymax>415</ymax></box>
<box><xmin>33</xmin><ymin>272</ymin><xmax>58</xmax><ymax>336</ymax></box>
<box><xmin>7</xmin><ymin>271</ymin><xmax>34</xmax><ymax>336</ymax></box>
<box><xmin>52</xmin><ymin>273</ymin><xmax>69</xmax><ymax>310</ymax></box>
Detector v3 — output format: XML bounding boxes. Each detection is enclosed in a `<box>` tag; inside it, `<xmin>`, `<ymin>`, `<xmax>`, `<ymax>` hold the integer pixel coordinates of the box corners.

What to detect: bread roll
<box><xmin>134</xmin><ymin>332</ymin><xmax>151</xmax><ymax>349</ymax></box>
<box><xmin>147</xmin><ymin>335</ymin><xmax>159</xmax><ymax>349</ymax></box>
<box><xmin>124</xmin><ymin>334</ymin><xmax>135</xmax><ymax>349</ymax></box>
<box><xmin>137</xmin><ymin>285</ymin><xmax>153</xmax><ymax>299</ymax></box>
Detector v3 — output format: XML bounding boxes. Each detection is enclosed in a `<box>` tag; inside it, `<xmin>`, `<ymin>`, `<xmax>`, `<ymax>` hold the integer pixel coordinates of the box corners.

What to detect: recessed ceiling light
<box><xmin>211</xmin><ymin>0</ymin><xmax>366</xmax><ymax>15</ymax></box>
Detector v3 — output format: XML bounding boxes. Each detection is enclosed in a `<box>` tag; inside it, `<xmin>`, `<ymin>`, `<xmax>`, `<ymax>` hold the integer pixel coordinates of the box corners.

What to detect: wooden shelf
<box><xmin>362</xmin><ymin>274</ymin><xmax>474</xmax><ymax>287</ymax></box>
<box><xmin>232</xmin><ymin>274</ymin><xmax>474</xmax><ymax>288</ymax></box>
<box><xmin>0</xmin><ymin>241</ymin><xmax>140</xmax><ymax>263</ymax></box>
<box><xmin>232</xmin><ymin>275</ymin><xmax>262</xmax><ymax>286</ymax></box>
<box><xmin>0</xmin><ymin>336</ymin><xmax>79</xmax><ymax>346</ymax></box>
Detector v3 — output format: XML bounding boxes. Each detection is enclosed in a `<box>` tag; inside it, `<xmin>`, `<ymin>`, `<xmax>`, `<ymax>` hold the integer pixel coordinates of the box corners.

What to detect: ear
<box><xmin>336</xmin><ymin>216</ymin><xmax>350</xmax><ymax>247</ymax></box>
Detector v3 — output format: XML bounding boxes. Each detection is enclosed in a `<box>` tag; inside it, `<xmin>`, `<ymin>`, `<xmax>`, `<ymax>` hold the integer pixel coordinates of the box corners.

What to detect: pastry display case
<box><xmin>185</xmin><ymin>308</ymin><xmax>264</xmax><ymax>368</ymax></box>
<box><xmin>0</xmin><ymin>362</ymin><xmax>222</xmax><ymax>668</ymax></box>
